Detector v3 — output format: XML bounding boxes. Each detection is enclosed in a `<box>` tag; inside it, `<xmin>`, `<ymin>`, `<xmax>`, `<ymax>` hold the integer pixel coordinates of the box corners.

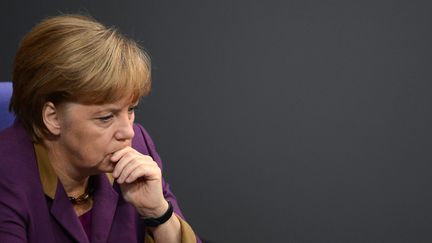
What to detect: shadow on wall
<box><xmin>202</xmin><ymin>238</ymin><xmax>216</xmax><ymax>243</ymax></box>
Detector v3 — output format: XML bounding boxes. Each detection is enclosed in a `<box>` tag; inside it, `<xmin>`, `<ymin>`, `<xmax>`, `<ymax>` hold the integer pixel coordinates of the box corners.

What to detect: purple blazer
<box><xmin>0</xmin><ymin>121</ymin><xmax>196</xmax><ymax>242</ymax></box>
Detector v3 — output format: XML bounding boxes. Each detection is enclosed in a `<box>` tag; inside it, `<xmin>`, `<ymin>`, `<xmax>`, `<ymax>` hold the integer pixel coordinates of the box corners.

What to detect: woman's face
<box><xmin>55</xmin><ymin>96</ymin><xmax>137</xmax><ymax>174</ymax></box>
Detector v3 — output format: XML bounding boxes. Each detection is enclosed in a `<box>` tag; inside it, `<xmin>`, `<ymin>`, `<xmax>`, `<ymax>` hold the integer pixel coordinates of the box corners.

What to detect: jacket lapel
<box><xmin>50</xmin><ymin>182</ymin><xmax>90</xmax><ymax>243</ymax></box>
<box><xmin>34</xmin><ymin>143</ymin><xmax>120</xmax><ymax>242</ymax></box>
<box><xmin>91</xmin><ymin>174</ymin><xmax>119</xmax><ymax>243</ymax></box>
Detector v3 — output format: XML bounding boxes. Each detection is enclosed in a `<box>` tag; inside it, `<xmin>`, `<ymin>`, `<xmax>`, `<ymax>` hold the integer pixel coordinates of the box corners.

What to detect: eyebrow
<box><xmin>92</xmin><ymin>102</ymin><xmax>139</xmax><ymax>116</ymax></box>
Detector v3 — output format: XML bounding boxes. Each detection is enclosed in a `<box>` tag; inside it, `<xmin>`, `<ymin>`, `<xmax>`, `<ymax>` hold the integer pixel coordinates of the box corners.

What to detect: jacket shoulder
<box><xmin>131</xmin><ymin>123</ymin><xmax>163</xmax><ymax>169</ymax></box>
<box><xmin>0</xmin><ymin>123</ymin><xmax>40</xmax><ymax>194</ymax></box>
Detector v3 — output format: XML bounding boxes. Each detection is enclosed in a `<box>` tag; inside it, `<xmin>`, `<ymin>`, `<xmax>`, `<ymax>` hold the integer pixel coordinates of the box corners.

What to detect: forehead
<box><xmin>61</xmin><ymin>96</ymin><xmax>137</xmax><ymax>114</ymax></box>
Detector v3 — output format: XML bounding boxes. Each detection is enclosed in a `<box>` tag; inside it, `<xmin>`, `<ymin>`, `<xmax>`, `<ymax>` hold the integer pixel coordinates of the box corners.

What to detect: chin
<box><xmin>94</xmin><ymin>154</ymin><xmax>116</xmax><ymax>172</ymax></box>
<box><xmin>94</xmin><ymin>162</ymin><xmax>115</xmax><ymax>173</ymax></box>
<box><xmin>85</xmin><ymin>159</ymin><xmax>114</xmax><ymax>175</ymax></box>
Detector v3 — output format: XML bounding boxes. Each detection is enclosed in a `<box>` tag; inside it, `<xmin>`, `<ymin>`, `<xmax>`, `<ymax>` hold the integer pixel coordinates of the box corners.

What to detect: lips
<box><xmin>109</xmin><ymin>144</ymin><xmax>131</xmax><ymax>157</ymax></box>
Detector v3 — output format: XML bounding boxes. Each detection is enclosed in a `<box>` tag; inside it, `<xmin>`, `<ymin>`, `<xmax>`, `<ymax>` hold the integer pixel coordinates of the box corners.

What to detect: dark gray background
<box><xmin>2</xmin><ymin>1</ymin><xmax>432</xmax><ymax>242</ymax></box>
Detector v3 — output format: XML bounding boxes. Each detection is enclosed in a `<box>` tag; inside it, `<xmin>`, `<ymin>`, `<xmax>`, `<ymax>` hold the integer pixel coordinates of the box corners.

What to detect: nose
<box><xmin>114</xmin><ymin>112</ymin><xmax>135</xmax><ymax>141</ymax></box>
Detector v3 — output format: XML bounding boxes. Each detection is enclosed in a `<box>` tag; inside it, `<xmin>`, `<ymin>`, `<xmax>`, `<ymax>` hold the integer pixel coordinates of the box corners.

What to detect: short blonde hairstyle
<box><xmin>10</xmin><ymin>14</ymin><xmax>151</xmax><ymax>141</ymax></box>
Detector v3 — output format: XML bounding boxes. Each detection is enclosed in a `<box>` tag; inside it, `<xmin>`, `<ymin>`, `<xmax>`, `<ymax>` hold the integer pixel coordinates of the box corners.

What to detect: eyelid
<box><xmin>95</xmin><ymin>104</ymin><xmax>137</xmax><ymax>122</ymax></box>
<box><xmin>128</xmin><ymin>105</ymin><xmax>138</xmax><ymax>112</ymax></box>
<box><xmin>97</xmin><ymin>114</ymin><xmax>114</xmax><ymax>122</ymax></box>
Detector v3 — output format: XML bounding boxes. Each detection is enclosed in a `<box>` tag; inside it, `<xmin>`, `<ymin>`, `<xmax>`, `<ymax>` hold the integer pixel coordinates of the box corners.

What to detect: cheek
<box><xmin>73</xmin><ymin>133</ymin><xmax>112</xmax><ymax>162</ymax></box>
<box><xmin>89</xmin><ymin>136</ymin><xmax>110</xmax><ymax>152</ymax></box>
<box><xmin>90</xmin><ymin>132</ymin><xmax>117</xmax><ymax>154</ymax></box>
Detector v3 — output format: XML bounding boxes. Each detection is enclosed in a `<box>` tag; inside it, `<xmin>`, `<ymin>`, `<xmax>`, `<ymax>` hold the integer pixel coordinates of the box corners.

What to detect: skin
<box><xmin>41</xmin><ymin>96</ymin><xmax>181</xmax><ymax>242</ymax></box>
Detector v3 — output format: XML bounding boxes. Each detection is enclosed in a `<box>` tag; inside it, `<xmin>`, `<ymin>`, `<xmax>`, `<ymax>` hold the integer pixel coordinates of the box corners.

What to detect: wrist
<box><xmin>141</xmin><ymin>200</ymin><xmax>174</xmax><ymax>227</ymax></box>
<box><xmin>137</xmin><ymin>200</ymin><xmax>168</xmax><ymax>218</ymax></box>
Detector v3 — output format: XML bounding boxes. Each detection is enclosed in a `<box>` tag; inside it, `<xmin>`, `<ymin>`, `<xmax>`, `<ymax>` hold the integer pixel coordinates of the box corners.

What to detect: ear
<box><xmin>42</xmin><ymin>102</ymin><xmax>62</xmax><ymax>136</ymax></box>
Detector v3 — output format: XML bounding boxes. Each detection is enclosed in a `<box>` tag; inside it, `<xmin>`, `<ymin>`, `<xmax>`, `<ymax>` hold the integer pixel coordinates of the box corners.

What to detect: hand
<box><xmin>111</xmin><ymin>147</ymin><xmax>168</xmax><ymax>218</ymax></box>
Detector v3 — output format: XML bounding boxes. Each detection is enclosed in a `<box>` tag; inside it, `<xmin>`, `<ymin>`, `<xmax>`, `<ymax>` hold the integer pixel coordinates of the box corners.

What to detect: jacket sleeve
<box><xmin>133</xmin><ymin>123</ymin><xmax>201</xmax><ymax>243</ymax></box>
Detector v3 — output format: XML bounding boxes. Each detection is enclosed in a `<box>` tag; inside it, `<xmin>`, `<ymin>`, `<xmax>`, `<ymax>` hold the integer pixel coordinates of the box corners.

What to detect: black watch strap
<box><xmin>143</xmin><ymin>201</ymin><xmax>173</xmax><ymax>227</ymax></box>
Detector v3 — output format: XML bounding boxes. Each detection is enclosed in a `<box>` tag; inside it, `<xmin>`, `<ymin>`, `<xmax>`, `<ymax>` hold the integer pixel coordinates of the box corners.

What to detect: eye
<box><xmin>128</xmin><ymin>106</ymin><xmax>137</xmax><ymax>114</ymax></box>
<box><xmin>97</xmin><ymin>114</ymin><xmax>114</xmax><ymax>123</ymax></box>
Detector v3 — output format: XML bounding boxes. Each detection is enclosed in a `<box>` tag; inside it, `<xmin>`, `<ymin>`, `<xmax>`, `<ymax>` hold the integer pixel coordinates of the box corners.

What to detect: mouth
<box><xmin>109</xmin><ymin>145</ymin><xmax>131</xmax><ymax>158</ymax></box>
<box><xmin>94</xmin><ymin>153</ymin><xmax>116</xmax><ymax>173</ymax></box>
<box><xmin>100</xmin><ymin>145</ymin><xmax>131</xmax><ymax>171</ymax></box>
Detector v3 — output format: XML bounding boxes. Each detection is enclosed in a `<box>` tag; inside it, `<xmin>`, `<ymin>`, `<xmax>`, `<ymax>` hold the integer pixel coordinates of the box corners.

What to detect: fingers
<box><xmin>111</xmin><ymin>147</ymin><xmax>160</xmax><ymax>184</ymax></box>
<box><xmin>110</xmin><ymin>147</ymin><xmax>133</xmax><ymax>163</ymax></box>
<box><xmin>124</xmin><ymin>165</ymin><xmax>161</xmax><ymax>184</ymax></box>
<box><xmin>111</xmin><ymin>148</ymin><xmax>137</xmax><ymax>178</ymax></box>
<box><xmin>116</xmin><ymin>159</ymin><xmax>142</xmax><ymax>183</ymax></box>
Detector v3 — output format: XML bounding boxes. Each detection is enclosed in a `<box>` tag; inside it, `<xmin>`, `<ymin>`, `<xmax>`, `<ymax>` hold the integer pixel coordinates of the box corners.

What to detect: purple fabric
<box><xmin>79</xmin><ymin>210</ymin><xmax>92</xmax><ymax>241</ymax></box>
<box><xmin>0</xmin><ymin>121</ymin><xmax>201</xmax><ymax>243</ymax></box>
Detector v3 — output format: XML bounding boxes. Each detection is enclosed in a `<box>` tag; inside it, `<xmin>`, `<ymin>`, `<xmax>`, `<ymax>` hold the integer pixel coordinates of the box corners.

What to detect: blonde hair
<box><xmin>10</xmin><ymin>14</ymin><xmax>151</xmax><ymax>141</ymax></box>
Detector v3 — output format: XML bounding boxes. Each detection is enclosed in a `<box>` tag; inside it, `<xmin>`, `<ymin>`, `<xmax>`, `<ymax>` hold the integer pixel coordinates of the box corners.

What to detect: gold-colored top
<box><xmin>34</xmin><ymin>143</ymin><xmax>58</xmax><ymax>199</ymax></box>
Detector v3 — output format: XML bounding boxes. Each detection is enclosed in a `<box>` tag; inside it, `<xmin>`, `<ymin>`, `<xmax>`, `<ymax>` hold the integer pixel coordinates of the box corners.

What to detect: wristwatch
<box><xmin>143</xmin><ymin>201</ymin><xmax>174</xmax><ymax>227</ymax></box>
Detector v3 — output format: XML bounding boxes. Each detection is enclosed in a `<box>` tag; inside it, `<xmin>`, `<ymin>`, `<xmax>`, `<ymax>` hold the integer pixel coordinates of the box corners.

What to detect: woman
<box><xmin>0</xmin><ymin>14</ymin><xmax>198</xmax><ymax>243</ymax></box>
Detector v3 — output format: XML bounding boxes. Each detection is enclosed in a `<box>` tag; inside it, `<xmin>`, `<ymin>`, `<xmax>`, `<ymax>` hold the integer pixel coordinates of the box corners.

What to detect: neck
<box><xmin>42</xmin><ymin>140</ymin><xmax>89</xmax><ymax>198</ymax></box>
